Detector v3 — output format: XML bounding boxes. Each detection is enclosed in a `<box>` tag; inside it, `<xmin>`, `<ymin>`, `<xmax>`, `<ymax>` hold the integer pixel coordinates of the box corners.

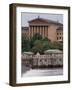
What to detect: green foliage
<box><xmin>22</xmin><ymin>34</ymin><xmax>30</xmax><ymax>52</ymax></box>
<box><xmin>31</xmin><ymin>40</ymin><xmax>44</xmax><ymax>54</ymax></box>
<box><xmin>30</xmin><ymin>33</ymin><xmax>42</xmax><ymax>48</ymax></box>
<box><xmin>32</xmin><ymin>33</ymin><xmax>42</xmax><ymax>40</ymax></box>
<box><xmin>22</xmin><ymin>33</ymin><xmax>63</xmax><ymax>54</ymax></box>
<box><xmin>42</xmin><ymin>37</ymin><xmax>50</xmax><ymax>42</ymax></box>
<box><xmin>58</xmin><ymin>42</ymin><xmax>63</xmax><ymax>50</ymax></box>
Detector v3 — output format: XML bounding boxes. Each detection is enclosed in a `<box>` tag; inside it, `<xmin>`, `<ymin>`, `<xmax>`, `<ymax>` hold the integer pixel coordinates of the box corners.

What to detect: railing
<box><xmin>22</xmin><ymin>54</ymin><xmax>63</xmax><ymax>60</ymax></box>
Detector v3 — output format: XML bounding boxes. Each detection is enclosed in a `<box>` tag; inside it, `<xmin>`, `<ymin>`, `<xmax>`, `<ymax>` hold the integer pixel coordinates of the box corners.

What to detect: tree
<box><xmin>32</xmin><ymin>33</ymin><xmax>42</xmax><ymax>40</ymax></box>
<box><xmin>31</xmin><ymin>40</ymin><xmax>44</xmax><ymax>54</ymax></box>
<box><xmin>22</xmin><ymin>34</ymin><xmax>30</xmax><ymax>52</ymax></box>
<box><xmin>31</xmin><ymin>39</ymin><xmax>50</xmax><ymax>54</ymax></box>
<box><xmin>22</xmin><ymin>33</ymin><xmax>63</xmax><ymax>54</ymax></box>
<box><xmin>30</xmin><ymin>33</ymin><xmax>42</xmax><ymax>48</ymax></box>
<box><xmin>49</xmin><ymin>42</ymin><xmax>63</xmax><ymax>51</ymax></box>
<box><xmin>58</xmin><ymin>42</ymin><xmax>63</xmax><ymax>50</ymax></box>
<box><xmin>42</xmin><ymin>37</ymin><xmax>50</xmax><ymax>42</ymax></box>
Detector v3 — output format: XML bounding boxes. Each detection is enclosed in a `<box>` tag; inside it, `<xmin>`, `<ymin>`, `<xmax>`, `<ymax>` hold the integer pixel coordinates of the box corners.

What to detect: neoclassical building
<box><xmin>22</xmin><ymin>17</ymin><xmax>63</xmax><ymax>42</ymax></box>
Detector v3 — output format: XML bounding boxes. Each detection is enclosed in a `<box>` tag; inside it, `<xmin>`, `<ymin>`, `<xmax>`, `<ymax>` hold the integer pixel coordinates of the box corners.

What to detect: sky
<box><xmin>21</xmin><ymin>12</ymin><xmax>63</xmax><ymax>27</ymax></box>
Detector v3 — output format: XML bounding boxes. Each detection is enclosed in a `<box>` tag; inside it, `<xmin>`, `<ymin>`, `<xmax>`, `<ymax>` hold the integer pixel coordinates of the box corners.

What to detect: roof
<box><xmin>44</xmin><ymin>49</ymin><xmax>62</xmax><ymax>54</ymax></box>
<box><xmin>23</xmin><ymin>51</ymin><xmax>34</xmax><ymax>55</ymax></box>
<box><xmin>28</xmin><ymin>17</ymin><xmax>63</xmax><ymax>25</ymax></box>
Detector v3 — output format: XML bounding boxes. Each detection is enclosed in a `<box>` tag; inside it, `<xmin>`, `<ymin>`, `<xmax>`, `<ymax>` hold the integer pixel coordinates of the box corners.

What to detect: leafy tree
<box><xmin>22</xmin><ymin>33</ymin><xmax>63</xmax><ymax>54</ymax></box>
<box><xmin>31</xmin><ymin>39</ymin><xmax>51</xmax><ymax>54</ymax></box>
<box><xmin>22</xmin><ymin>34</ymin><xmax>30</xmax><ymax>52</ymax></box>
<box><xmin>30</xmin><ymin>33</ymin><xmax>42</xmax><ymax>48</ymax></box>
<box><xmin>49</xmin><ymin>42</ymin><xmax>63</xmax><ymax>51</ymax></box>
<box><xmin>58</xmin><ymin>42</ymin><xmax>63</xmax><ymax>50</ymax></box>
<box><xmin>32</xmin><ymin>33</ymin><xmax>42</xmax><ymax>40</ymax></box>
<box><xmin>31</xmin><ymin>40</ymin><xmax>44</xmax><ymax>54</ymax></box>
<box><xmin>42</xmin><ymin>37</ymin><xmax>50</xmax><ymax>42</ymax></box>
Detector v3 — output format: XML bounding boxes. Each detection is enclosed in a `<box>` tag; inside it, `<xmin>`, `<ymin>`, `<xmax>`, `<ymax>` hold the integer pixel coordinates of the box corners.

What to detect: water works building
<box><xmin>22</xmin><ymin>49</ymin><xmax>63</xmax><ymax>68</ymax></box>
<box><xmin>22</xmin><ymin>17</ymin><xmax>63</xmax><ymax>42</ymax></box>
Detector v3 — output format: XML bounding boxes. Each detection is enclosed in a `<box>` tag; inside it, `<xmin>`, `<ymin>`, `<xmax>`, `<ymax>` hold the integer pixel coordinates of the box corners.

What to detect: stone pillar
<box><xmin>35</xmin><ymin>26</ymin><xmax>37</xmax><ymax>34</ymax></box>
<box><xmin>33</xmin><ymin>26</ymin><xmax>35</xmax><ymax>35</ymax></box>
<box><xmin>45</xmin><ymin>26</ymin><xmax>48</xmax><ymax>38</ymax></box>
<box><xmin>38</xmin><ymin>26</ymin><xmax>39</xmax><ymax>34</ymax></box>
<box><xmin>44</xmin><ymin>26</ymin><xmax>45</xmax><ymax>38</ymax></box>
<box><xmin>44</xmin><ymin>26</ymin><xmax>46</xmax><ymax>38</ymax></box>
<box><xmin>39</xmin><ymin>26</ymin><xmax>41</xmax><ymax>35</ymax></box>
<box><xmin>37</xmin><ymin>26</ymin><xmax>38</xmax><ymax>33</ymax></box>
<box><xmin>32</xmin><ymin>26</ymin><xmax>34</xmax><ymax>37</ymax></box>
<box><xmin>41</xmin><ymin>26</ymin><xmax>43</xmax><ymax>37</ymax></box>
<box><xmin>40</xmin><ymin>26</ymin><xmax>41</xmax><ymax>35</ymax></box>
<box><xmin>47</xmin><ymin>26</ymin><xmax>48</xmax><ymax>38</ymax></box>
<box><xmin>43</xmin><ymin>26</ymin><xmax>45</xmax><ymax>38</ymax></box>
<box><xmin>29</xmin><ymin>25</ymin><xmax>30</xmax><ymax>38</ymax></box>
<box><xmin>31</xmin><ymin>26</ymin><xmax>33</xmax><ymax>37</ymax></box>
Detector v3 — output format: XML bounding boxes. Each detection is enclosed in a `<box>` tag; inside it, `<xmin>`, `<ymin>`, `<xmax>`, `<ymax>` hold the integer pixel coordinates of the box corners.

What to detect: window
<box><xmin>57</xmin><ymin>37</ymin><xmax>58</xmax><ymax>40</ymax></box>
<box><xmin>60</xmin><ymin>37</ymin><xmax>61</xmax><ymax>39</ymax></box>
<box><xmin>57</xmin><ymin>33</ymin><xmax>58</xmax><ymax>35</ymax></box>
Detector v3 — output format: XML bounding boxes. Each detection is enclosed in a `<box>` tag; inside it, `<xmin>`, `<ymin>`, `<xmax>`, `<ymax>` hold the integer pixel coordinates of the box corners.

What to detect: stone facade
<box><xmin>22</xmin><ymin>17</ymin><xmax>63</xmax><ymax>42</ymax></box>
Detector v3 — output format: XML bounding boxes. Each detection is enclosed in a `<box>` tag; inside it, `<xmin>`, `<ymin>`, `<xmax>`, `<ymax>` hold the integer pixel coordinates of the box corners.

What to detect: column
<box><xmin>44</xmin><ymin>26</ymin><xmax>46</xmax><ymax>37</ymax></box>
<box><xmin>29</xmin><ymin>25</ymin><xmax>30</xmax><ymax>37</ymax></box>
<box><xmin>30</xmin><ymin>26</ymin><xmax>32</xmax><ymax>37</ymax></box>
<box><xmin>38</xmin><ymin>26</ymin><xmax>39</xmax><ymax>34</ymax></box>
<box><xmin>37</xmin><ymin>26</ymin><xmax>38</xmax><ymax>33</ymax></box>
<box><xmin>43</xmin><ymin>26</ymin><xmax>45</xmax><ymax>38</ymax></box>
<box><xmin>40</xmin><ymin>26</ymin><xmax>41</xmax><ymax>35</ymax></box>
<box><xmin>35</xmin><ymin>26</ymin><xmax>36</xmax><ymax>35</ymax></box>
<box><xmin>41</xmin><ymin>26</ymin><xmax>43</xmax><ymax>37</ymax></box>
<box><xmin>38</xmin><ymin>26</ymin><xmax>40</xmax><ymax>34</ymax></box>
<box><xmin>33</xmin><ymin>26</ymin><xmax>35</xmax><ymax>36</ymax></box>
<box><xmin>46</xmin><ymin>26</ymin><xmax>48</xmax><ymax>38</ymax></box>
<box><xmin>47</xmin><ymin>26</ymin><xmax>48</xmax><ymax>37</ymax></box>
<box><xmin>44</xmin><ymin>26</ymin><xmax>45</xmax><ymax>38</ymax></box>
<box><xmin>31</xmin><ymin>26</ymin><xmax>33</xmax><ymax>37</ymax></box>
<box><xmin>35</xmin><ymin>26</ymin><xmax>37</xmax><ymax>34</ymax></box>
<box><xmin>32</xmin><ymin>26</ymin><xmax>34</xmax><ymax>37</ymax></box>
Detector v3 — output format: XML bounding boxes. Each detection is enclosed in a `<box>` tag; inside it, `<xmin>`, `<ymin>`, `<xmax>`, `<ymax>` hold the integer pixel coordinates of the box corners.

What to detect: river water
<box><xmin>22</xmin><ymin>65</ymin><xmax>63</xmax><ymax>77</ymax></box>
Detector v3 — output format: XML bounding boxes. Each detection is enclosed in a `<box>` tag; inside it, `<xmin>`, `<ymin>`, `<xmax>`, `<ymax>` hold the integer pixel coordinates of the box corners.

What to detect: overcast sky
<box><xmin>21</xmin><ymin>12</ymin><xmax>63</xmax><ymax>27</ymax></box>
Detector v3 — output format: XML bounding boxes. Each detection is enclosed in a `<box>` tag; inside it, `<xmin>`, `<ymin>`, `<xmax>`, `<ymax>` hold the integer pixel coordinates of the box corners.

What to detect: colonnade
<box><xmin>29</xmin><ymin>25</ymin><xmax>48</xmax><ymax>38</ymax></box>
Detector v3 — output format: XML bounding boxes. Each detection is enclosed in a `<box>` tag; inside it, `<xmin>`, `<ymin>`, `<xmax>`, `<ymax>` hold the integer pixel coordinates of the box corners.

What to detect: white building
<box><xmin>22</xmin><ymin>49</ymin><xmax>63</xmax><ymax>68</ymax></box>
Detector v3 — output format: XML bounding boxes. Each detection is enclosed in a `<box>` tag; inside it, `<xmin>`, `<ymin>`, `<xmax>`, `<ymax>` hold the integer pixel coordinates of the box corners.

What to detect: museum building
<box><xmin>22</xmin><ymin>17</ymin><xmax>63</xmax><ymax>42</ymax></box>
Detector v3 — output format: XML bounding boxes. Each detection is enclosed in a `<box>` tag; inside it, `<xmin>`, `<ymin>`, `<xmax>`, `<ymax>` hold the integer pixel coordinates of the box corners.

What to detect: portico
<box><xmin>29</xmin><ymin>25</ymin><xmax>48</xmax><ymax>38</ymax></box>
